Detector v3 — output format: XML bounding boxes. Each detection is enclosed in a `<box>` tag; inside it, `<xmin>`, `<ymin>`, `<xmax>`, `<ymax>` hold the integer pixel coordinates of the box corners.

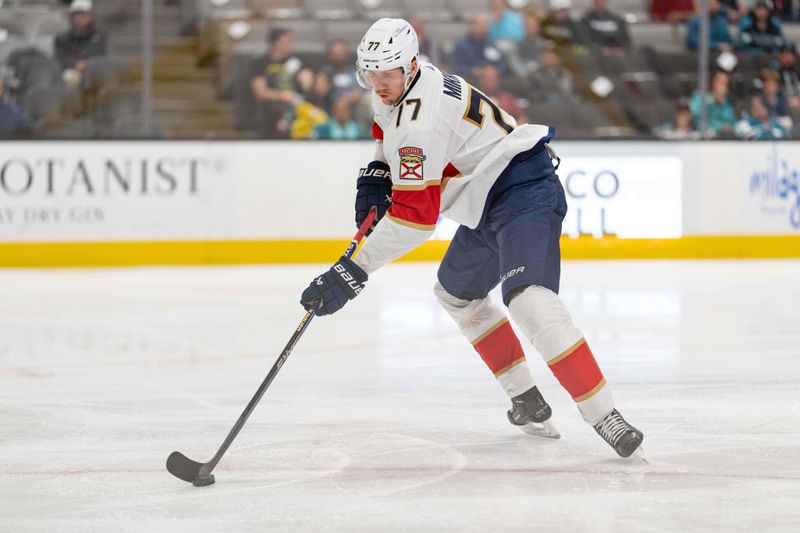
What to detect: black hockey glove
<box><xmin>300</xmin><ymin>256</ymin><xmax>368</xmax><ymax>316</ymax></box>
<box><xmin>355</xmin><ymin>161</ymin><xmax>392</xmax><ymax>233</ymax></box>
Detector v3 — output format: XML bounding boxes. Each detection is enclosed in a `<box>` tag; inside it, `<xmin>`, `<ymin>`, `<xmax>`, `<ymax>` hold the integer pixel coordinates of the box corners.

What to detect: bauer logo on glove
<box><xmin>355</xmin><ymin>160</ymin><xmax>393</xmax><ymax>232</ymax></box>
<box><xmin>359</xmin><ymin>166</ymin><xmax>390</xmax><ymax>179</ymax></box>
<box><xmin>334</xmin><ymin>263</ymin><xmax>363</xmax><ymax>294</ymax></box>
<box><xmin>300</xmin><ymin>256</ymin><xmax>368</xmax><ymax>316</ymax></box>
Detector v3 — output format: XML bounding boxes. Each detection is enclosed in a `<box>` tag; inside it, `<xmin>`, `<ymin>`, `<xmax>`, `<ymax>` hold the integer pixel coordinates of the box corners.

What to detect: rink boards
<box><xmin>0</xmin><ymin>140</ymin><xmax>798</xmax><ymax>266</ymax></box>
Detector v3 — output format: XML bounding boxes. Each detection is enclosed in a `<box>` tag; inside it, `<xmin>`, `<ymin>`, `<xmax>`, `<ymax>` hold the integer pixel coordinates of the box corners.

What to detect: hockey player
<box><xmin>300</xmin><ymin>18</ymin><xmax>643</xmax><ymax>458</ymax></box>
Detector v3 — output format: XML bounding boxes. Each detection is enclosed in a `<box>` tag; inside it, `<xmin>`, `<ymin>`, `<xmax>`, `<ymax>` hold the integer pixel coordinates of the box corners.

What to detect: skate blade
<box><xmin>630</xmin><ymin>446</ymin><xmax>649</xmax><ymax>464</ymax></box>
<box><xmin>520</xmin><ymin>419</ymin><xmax>561</xmax><ymax>439</ymax></box>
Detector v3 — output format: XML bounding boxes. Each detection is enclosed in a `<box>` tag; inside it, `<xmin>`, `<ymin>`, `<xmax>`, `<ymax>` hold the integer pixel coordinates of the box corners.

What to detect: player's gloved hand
<box><xmin>300</xmin><ymin>256</ymin><xmax>368</xmax><ymax>316</ymax></box>
<box><xmin>356</xmin><ymin>161</ymin><xmax>392</xmax><ymax>233</ymax></box>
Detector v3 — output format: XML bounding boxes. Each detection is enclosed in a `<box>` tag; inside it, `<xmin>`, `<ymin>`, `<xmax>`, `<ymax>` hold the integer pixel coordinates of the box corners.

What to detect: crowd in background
<box><xmin>0</xmin><ymin>0</ymin><xmax>113</xmax><ymax>138</ymax></box>
<box><xmin>245</xmin><ymin>0</ymin><xmax>800</xmax><ymax>141</ymax></box>
<box><xmin>1</xmin><ymin>0</ymin><xmax>800</xmax><ymax>140</ymax></box>
<box><xmin>244</xmin><ymin>5</ymin><xmax>586</xmax><ymax>140</ymax></box>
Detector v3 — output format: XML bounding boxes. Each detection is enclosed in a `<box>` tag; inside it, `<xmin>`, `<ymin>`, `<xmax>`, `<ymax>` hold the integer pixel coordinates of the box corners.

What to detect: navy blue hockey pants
<box><xmin>437</xmin><ymin>145</ymin><xmax>567</xmax><ymax>306</ymax></box>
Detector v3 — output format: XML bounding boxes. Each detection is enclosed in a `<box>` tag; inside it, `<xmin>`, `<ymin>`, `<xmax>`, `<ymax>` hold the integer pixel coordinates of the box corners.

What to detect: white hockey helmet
<box><xmin>356</xmin><ymin>18</ymin><xmax>419</xmax><ymax>89</ymax></box>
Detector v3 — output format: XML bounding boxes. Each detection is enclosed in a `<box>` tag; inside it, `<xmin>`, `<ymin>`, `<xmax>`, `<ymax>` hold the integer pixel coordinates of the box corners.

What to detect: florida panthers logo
<box><xmin>399</xmin><ymin>146</ymin><xmax>426</xmax><ymax>180</ymax></box>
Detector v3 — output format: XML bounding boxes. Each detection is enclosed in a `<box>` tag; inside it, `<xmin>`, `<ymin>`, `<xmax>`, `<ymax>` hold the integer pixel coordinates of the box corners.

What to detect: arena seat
<box><xmin>14</xmin><ymin>55</ymin><xmax>61</xmax><ymax>94</ymax></box>
<box><xmin>0</xmin><ymin>35</ymin><xmax>29</xmax><ymax>65</ymax></box>
<box><xmin>361</xmin><ymin>0</ymin><xmax>406</xmax><ymax>20</ymax></box>
<box><xmin>402</xmin><ymin>0</ymin><xmax>457</xmax><ymax>22</ymax></box>
<box><xmin>110</xmin><ymin>113</ymin><xmax>164</xmax><ymax>139</ymax></box>
<box><xmin>322</xmin><ymin>19</ymin><xmax>371</xmax><ymax>45</ymax></box>
<box><xmin>304</xmin><ymin>0</ymin><xmax>356</xmax><ymax>19</ymax></box>
<box><xmin>447</xmin><ymin>0</ymin><xmax>489</xmax><ymax>20</ymax></box>
<box><xmin>629</xmin><ymin>22</ymin><xmax>685</xmax><ymax>52</ymax></box>
<box><xmin>39</xmin><ymin>114</ymin><xmax>95</xmax><ymax>138</ymax></box>
<box><xmin>80</xmin><ymin>57</ymin><xmax>128</xmax><ymax>92</ymax></box>
<box><xmin>623</xmin><ymin>98</ymin><xmax>675</xmax><ymax>134</ymax></box>
<box><xmin>23</xmin><ymin>83</ymin><xmax>66</xmax><ymax>122</ymax></box>
<box><xmin>92</xmin><ymin>83</ymin><xmax>141</xmax><ymax>135</ymax></box>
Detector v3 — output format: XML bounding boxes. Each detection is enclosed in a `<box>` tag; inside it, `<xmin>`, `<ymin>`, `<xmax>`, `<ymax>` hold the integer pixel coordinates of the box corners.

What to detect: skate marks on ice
<box><xmin>2</xmin><ymin>262</ymin><xmax>800</xmax><ymax>530</ymax></box>
<box><xmin>167</xmin><ymin>429</ymin><xmax>476</xmax><ymax>498</ymax></box>
<box><xmin>163</xmin><ymin>428</ymin><xmax>638</xmax><ymax>499</ymax></box>
<box><xmin>4</xmin><ymin>412</ymin><xmax>799</xmax><ymax>532</ymax></box>
<box><xmin>745</xmin><ymin>400</ymin><xmax>800</xmax><ymax>431</ymax></box>
<box><xmin>326</xmin><ymin>432</ymin><xmax>470</xmax><ymax>497</ymax></box>
<box><xmin>171</xmin><ymin>427</ymin><xmax>800</xmax><ymax>497</ymax></box>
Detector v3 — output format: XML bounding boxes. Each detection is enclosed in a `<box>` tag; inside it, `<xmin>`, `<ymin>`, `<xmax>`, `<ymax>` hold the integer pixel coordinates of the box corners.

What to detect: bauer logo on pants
<box><xmin>399</xmin><ymin>147</ymin><xmax>426</xmax><ymax>180</ymax></box>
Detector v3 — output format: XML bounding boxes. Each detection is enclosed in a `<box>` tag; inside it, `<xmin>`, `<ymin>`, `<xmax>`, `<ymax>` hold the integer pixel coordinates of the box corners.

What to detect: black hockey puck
<box><xmin>192</xmin><ymin>474</ymin><xmax>215</xmax><ymax>487</ymax></box>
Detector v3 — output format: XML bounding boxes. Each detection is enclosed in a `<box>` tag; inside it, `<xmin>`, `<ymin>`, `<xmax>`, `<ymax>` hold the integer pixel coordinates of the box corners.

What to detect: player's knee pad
<box><xmin>433</xmin><ymin>281</ymin><xmax>506</xmax><ymax>342</ymax></box>
<box><xmin>507</xmin><ymin>285</ymin><xmax>583</xmax><ymax>359</ymax></box>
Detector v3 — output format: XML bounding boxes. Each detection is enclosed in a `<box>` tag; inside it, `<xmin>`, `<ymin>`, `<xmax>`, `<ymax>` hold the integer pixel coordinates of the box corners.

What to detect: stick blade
<box><xmin>167</xmin><ymin>451</ymin><xmax>205</xmax><ymax>483</ymax></box>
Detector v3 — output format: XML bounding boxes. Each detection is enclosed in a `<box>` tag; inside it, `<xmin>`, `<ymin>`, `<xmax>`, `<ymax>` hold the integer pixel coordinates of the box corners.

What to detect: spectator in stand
<box><xmin>287</xmin><ymin>100</ymin><xmax>328</xmax><ymax>140</ymax></box>
<box><xmin>453</xmin><ymin>13</ymin><xmax>506</xmax><ymax>82</ymax></box>
<box><xmin>55</xmin><ymin>0</ymin><xmax>107</xmax><ymax>87</ymax></box>
<box><xmin>650</xmin><ymin>0</ymin><xmax>696</xmax><ymax>23</ymax></box>
<box><xmin>756</xmin><ymin>67</ymin><xmax>792</xmax><ymax>128</ymax></box>
<box><xmin>774</xmin><ymin>42</ymin><xmax>799</xmax><ymax>108</ymax></box>
<box><xmin>0</xmin><ymin>79</ymin><xmax>36</xmax><ymax>138</ymax></box>
<box><xmin>657</xmin><ymin>103</ymin><xmax>702</xmax><ymax>139</ymax></box>
<box><xmin>507</xmin><ymin>13</ymin><xmax>549</xmax><ymax>78</ymax></box>
<box><xmin>771</xmin><ymin>0</ymin><xmax>794</xmax><ymax>21</ymax></box>
<box><xmin>735</xmin><ymin>94</ymin><xmax>790</xmax><ymax>139</ymax></box>
<box><xmin>529</xmin><ymin>47</ymin><xmax>576</xmax><ymax>102</ymax></box>
<box><xmin>250</xmin><ymin>28</ymin><xmax>314</xmax><ymax>138</ymax></box>
<box><xmin>738</xmin><ymin>0</ymin><xmax>786</xmax><ymax>54</ymax></box>
<box><xmin>312</xmin><ymin>98</ymin><xmax>365</xmax><ymax>140</ymax></box>
<box><xmin>687</xmin><ymin>0</ymin><xmax>733</xmax><ymax>52</ymax></box>
<box><xmin>476</xmin><ymin>64</ymin><xmax>528</xmax><ymax>123</ymax></box>
<box><xmin>580</xmin><ymin>0</ymin><xmax>631</xmax><ymax>53</ymax></box>
<box><xmin>541</xmin><ymin>0</ymin><xmax>587</xmax><ymax>49</ymax></box>
<box><xmin>308</xmin><ymin>70</ymin><xmax>332</xmax><ymax>112</ymax></box>
<box><xmin>410</xmin><ymin>17</ymin><xmax>434</xmax><ymax>64</ymax></box>
<box><xmin>352</xmin><ymin>90</ymin><xmax>377</xmax><ymax>138</ymax></box>
<box><xmin>690</xmin><ymin>70</ymin><xmax>737</xmax><ymax>135</ymax></box>
<box><xmin>488</xmin><ymin>0</ymin><xmax>525</xmax><ymax>44</ymax></box>
<box><xmin>316</xmin><ymin>39</ymin><xmax>363</xmax><ymax>115</ymax></box>
<box><xmin>718</xmin><ymin>0</ymin><xmax>748</xmax><ymax>22</ymax></box>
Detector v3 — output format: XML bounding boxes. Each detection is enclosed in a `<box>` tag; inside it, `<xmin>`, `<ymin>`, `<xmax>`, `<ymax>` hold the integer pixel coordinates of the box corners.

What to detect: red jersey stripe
<box><xmin>389</xmin><ymin>185</ymin><xmax>440</xmax><ymax>227</ymax></box>
<box><xmin>442</xmin><ymin>162</ymin><xmax>460</xmax><ymax>178</ymax></box>
<box><xmin>372</xmin><ymin>122</ymin><xmax>384</xmax><ymax>141</ymax></box>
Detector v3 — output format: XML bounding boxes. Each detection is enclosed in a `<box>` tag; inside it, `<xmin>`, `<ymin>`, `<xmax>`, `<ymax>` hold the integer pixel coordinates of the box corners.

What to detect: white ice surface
<box><xmin>1</xmin><ymin>261</ymin><xmax>799</xmax><ymax>532</ymax></box>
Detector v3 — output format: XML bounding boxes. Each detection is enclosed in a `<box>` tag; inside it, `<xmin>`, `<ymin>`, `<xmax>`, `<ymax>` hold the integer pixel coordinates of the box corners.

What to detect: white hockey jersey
<box><xmin>354</xmin><ymin>62</ymin><xmax>552</xmax><ymax>275</ymax></box>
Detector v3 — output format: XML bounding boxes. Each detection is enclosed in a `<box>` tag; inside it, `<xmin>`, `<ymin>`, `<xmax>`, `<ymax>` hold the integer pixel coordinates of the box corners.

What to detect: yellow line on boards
<box><xmin>559</xmin><ymin>235</ymin><xmax>800</xmax><ymax>259</ymax></box>
<box><xmin>0</xmin><ymin>235</ymin><xmax>798</xmax><ymax>267</ymax></box>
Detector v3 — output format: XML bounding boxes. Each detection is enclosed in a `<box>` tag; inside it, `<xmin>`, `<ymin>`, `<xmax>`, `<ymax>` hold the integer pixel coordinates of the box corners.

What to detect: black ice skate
<box><xmin>507</xmin><ymin>386</ymin><xmax>560</xmax><ymax>439</ymax></box>
<box><xmin>593</xmin><ymin>409</ymin><xmax>644</xmax><ymax>458</ymax></box>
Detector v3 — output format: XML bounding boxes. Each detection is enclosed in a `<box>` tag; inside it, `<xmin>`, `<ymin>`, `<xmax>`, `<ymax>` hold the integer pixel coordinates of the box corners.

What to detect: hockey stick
<box><xmin>166</xmin><ymin>206</ymin><xmax>378</xmax><ymax>487</ymax></box>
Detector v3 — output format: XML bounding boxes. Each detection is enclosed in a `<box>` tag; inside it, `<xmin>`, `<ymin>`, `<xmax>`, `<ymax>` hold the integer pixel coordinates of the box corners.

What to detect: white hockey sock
<box><xmin>434</xmin><ymin>281</ymin><xmax>535</xmax><ymax>398</ymax></box>
<box><xmin>508</xmin><ymin>285</ymin><xmax>615</xmax><ymax>424</ymax></box>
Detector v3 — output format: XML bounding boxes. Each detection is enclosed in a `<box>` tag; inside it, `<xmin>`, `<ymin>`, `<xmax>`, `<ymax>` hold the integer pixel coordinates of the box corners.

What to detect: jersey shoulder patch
<box><xmin>398</xmin><ymin>146</ymin><xmax>426</xmax><ymax>180</ymax></box>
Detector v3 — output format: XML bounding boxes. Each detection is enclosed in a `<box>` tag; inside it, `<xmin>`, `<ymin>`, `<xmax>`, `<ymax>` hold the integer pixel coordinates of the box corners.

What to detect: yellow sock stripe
<box><xmin>546</xmin><ymin>338</ymin><xmax>586</xmax><ymax>367</ymax></box>
<box><xmin>470</xmin><ymin>317</ymin><xmax>509</xmax><ymax>346</ymax></box>
<box><xmin>573</xmin><ymin>378</ymin><xmax>607</xmax><ymax>403</ymax></box>
<box><xmin>493</xmin><ymin>357</ymin><xmax>526</xmax><ymax>378</ymax></box>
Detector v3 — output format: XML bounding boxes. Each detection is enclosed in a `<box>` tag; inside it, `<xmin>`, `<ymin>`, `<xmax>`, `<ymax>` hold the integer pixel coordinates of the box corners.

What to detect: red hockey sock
<box><xmin>473</xmin><ymin>318</ymin><xmax>526</xmax><ymax>376</ymax></box>
<box><xmin>547</xmin><ymin>338</ymin><xmax>606</xmax><ymax>402</ymax></box>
